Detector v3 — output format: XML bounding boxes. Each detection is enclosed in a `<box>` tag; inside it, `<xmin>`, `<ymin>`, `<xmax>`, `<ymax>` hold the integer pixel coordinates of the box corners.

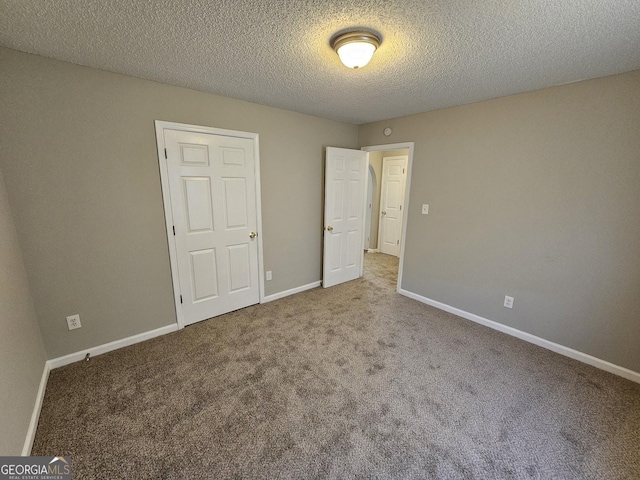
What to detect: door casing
<box><xmin>361</xmin><ymin>142</ymin><xmax>415</xmax><ymax>293</ymax></box>
<box><xmin>154</xmin><ymin>120</ymin><xmax>265</xmax><ymax>329</ymax></box>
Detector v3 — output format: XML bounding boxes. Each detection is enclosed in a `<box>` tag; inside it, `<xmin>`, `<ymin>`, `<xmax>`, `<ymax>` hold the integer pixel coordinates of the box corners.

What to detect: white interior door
<box><xmin>160</xmin><ymin>126</ymin><xmax>260</xmax><ymax>326</ymax></box>
<box><xmin>323</xmin><ymin>147</ymin><xmax>367</xmax><ymax>288</ymax></box>
<box><xmin>378</xmin><ymin>156</ymin><xmax>408</xmax><ymax>257</ymax></box>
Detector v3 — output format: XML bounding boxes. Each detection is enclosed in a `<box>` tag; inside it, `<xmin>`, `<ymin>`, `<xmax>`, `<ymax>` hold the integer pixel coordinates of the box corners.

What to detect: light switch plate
<box><xmin>422</xmin><ymin>204</ymin><xmax>429</xmax><ymax>215</ymax></box>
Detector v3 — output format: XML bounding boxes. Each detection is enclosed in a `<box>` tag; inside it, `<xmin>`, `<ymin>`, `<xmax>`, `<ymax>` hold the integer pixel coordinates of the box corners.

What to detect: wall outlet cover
<box><xmin>66</xmin><ymin>314</ymin><xmax>81</xmax><ymax>330</ymax></box>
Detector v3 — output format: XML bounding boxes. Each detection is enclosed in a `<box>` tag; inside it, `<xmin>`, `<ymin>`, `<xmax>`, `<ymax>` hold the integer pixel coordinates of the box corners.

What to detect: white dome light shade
<box><xmin>331</xmin><ymin>31</ymin><xmax>380</xmax><ymax>69</ymax></box>
<box><xmin>337</xmin><ymin>42</ymin><xmax>376</xmax><ymax>69</ymax></box>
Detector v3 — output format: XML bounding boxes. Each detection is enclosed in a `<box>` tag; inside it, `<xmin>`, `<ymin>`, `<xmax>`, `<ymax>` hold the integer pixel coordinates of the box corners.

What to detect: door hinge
<box><xmin>180</xmin><ymin>295</ymin><xmax>183</xmax><ymax>304</ymax></box>
<box><xmin>164</xmin><ymin>148</ymin><xmax>167</xmax><ymax>159</ymax></box>
<box><xmin>403</xmin><ymin>168</ymin><xmax>405</xmax><ymax>174</ymax></box>
<box><xmin>172</xmin><ymin>225</ymin><xmax>175</xmax><ymax>236</ymax></box>
<box><xmin>400</xmin><ymin>205</ymin><xmax>402</xmax><ymax>211</ymax></box>
<box><xmin>397</xmin><ymin>240</ymin><xmax>400</xmax><ymax>245</ymax></box>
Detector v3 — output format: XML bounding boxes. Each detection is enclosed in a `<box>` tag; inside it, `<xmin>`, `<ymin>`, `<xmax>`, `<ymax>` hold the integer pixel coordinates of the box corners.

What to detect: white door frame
<box><xmin>154</xmin><ymin>120</ymin><xmax>266</xmax><ymax>329</ymax></box>
<box><xmin>361</xmin><ymin>142</ymin><xmax>414</xmax><ymax>293</ymax></box>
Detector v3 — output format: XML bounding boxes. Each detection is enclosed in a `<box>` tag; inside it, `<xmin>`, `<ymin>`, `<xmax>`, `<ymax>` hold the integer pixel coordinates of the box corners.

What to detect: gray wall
<box><xmin>359</xmin><ymin>70</ymin><xmax>640</xmax><ymax>373</ymax></box>
<box><xmin>368</xmin><ymin>152</ymin><xmax>383</xmax><ymax>249</ymax></box>
<box><xmin>366</xmin><ymin>149</ymin><xmax>409</xmax><ymax>249</ymax></box>
<box><xmin>0</xmin><ymin>47</ymin><xmax>358</xmax><ymax>358</ymax></box>
<box><xmin>0</xmin><ymin>170</ymin><xmax>47</xmax><ymax>455</ymax></box>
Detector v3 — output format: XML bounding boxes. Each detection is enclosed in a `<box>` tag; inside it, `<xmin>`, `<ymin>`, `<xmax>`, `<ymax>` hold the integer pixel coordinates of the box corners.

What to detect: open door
<box><xmin>323</xmin><ymin>147</ymin><xmax>368</xmax><ymax>288</ymax></box>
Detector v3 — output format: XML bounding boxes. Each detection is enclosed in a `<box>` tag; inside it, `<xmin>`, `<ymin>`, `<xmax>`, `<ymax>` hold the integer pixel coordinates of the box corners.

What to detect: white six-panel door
<box><xmin>160</xmin><ymin>126</ymin><xmax>261</xmax><ymax>326</ymax></box>
<box><xmin>323</xmin><ymin>147</ymin><xmax>367</xmax><ymax>288</ymax></box>
<box><xmin>379</xmin><ymin>156</ymin><xmax>408</xmax><ymax>257</ymax></box>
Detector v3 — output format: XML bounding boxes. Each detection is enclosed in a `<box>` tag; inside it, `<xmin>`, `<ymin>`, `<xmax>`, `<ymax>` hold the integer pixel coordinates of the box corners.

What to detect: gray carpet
<box><xmin>33</xmin><ymin>253</ymin><xmax>640</xmax><ymax>479</ymax></box>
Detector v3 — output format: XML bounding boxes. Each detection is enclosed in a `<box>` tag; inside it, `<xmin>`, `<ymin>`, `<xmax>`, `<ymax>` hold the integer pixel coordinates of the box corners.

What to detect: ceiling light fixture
<box><xmin>331</xmin><ymin>30</ymin><xmax>381</xmax><ymax>69</ymax></box>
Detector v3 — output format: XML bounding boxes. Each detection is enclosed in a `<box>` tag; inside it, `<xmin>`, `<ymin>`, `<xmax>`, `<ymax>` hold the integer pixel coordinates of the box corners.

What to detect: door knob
<box><xmin>249</xmin><ymin>232</ymin><xmax>257</xmax><ymax>239</ymax></box>
<box><xmin>326</xmin><ymin>225</ymin><xmax>334</xmax><ymax>231</ymax></box>
<box><xmin>381</xmin><ymin>211</ymin><xmax>387</xmax><ymax>215</ymax></box>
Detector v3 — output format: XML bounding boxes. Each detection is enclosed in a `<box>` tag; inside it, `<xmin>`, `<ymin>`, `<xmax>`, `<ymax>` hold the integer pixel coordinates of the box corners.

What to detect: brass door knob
<box><xmin>249</xmin><ymin>232</ymin><xmax>257</xmax><ymax>238</ymax></box>
<box><xmin>381</xmin><ymin>211</ymin><xmax>387</xmax><ymax>215</ymax></box>
<box><xmin>326</xmin><ymin>225</ymin><xmax>334</xmax><ymax>231</ymax></box>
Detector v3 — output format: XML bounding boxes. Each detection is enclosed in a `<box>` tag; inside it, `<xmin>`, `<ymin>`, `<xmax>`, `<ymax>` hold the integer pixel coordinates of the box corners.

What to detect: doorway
<box><xmin>155</xmin><ymin>121</ymin><xmax>265</xmax><ymax>328</ymax></box>
<box><xmin>361</xmin><ymin>143</ymin><xmax>414</xmax><ymax>292</ymax></box>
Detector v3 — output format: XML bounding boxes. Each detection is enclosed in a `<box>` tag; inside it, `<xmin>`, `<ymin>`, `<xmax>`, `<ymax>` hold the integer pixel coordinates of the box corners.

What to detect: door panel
<box><xmin>163</xmin><ymin>128</ymin><xmax>259</xmax><ymax>326</ymax></box>
<box><xmin>323</xmin><ymin>147</ymin><xmax>367</xmax><ymax>288</ymax></box>
<box><xmin>383</xmin><ymin>218</ymin><xmax>398</xmax><ymax>243</ymax></box>
<box><xmin>346</xmin><ymin>230</ymin><xmax>358</xmax><ymax>267</ymax></box>
<box><xmin>183</xmin><ymin>178</ymin><xmax>214</xmax><ymax>232</ymax></box>
<box><xmin>332</xmin><ymin>180</ymin><xmax>344</xmax><ymax>220</ymax></box>
<box><xmin>379</xmin><ymin>156</ymin><xmax>408</xmax><ymax>257</ymax></box>
<box><xmin>190</xmin><ymin>249</ymin><xmax>218</xmax><ymax>301</ymax></box>
<box><xmin>221</xmin><ymin>147</ymin><xmax>245</xmax><ymax>166</ymax></box>
<box><xmin>222</xmin><ymin>178</ymin><xmax>248</xmax><ymax>229</ymax></box>
<box><xmin>180</xmin><ymin>144</ymin><xmax>209</xmax><ymax>165</ymax></box>
<box><xmin>329</xmin><ymin>233</ymin><xmax>341</xmax><ymax>272</ymax></box>
<box><xmin>227</xmin><ymin>244</ymin><xmax>251</xmax><ymax>292</ymax></box>
<box><xmin>387</xmin><ymin>181</ymin><xmax>400</xmax><ymax>207</ymax></box>
<box><xmin>348</xmin><ymin>179</ymin><xmax>361</xmax><ymax>218</ymax></box>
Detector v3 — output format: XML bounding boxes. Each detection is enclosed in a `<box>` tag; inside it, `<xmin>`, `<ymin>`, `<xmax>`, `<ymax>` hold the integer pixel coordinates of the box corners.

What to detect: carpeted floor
<box><xmin>33</xmin><ymin>253</ymin><xmax>640</xmax><ymax>479</ymax></box>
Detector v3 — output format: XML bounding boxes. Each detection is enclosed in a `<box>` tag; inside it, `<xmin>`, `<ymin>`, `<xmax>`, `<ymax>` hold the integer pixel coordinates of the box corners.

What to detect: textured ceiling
<box><xmin>1</xmin><ymin>0</ymin><xmax>639</xmax><ymax>124</ymax></box>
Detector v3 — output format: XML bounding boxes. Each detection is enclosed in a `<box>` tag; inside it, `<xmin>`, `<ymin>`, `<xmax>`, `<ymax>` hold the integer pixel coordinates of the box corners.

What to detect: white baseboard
<box><xmin>263</xmin><ymin>281</ymin><xmax>321</xmax><ymax>303</ymax></box>
<box><xmin>24</xmin><ymin>324</ymin><xmax>179</xmax><ymax>454</ymax></box>
<box><xmin>399</xmin><ymin>289</ymin><xmax>640</xmax><ymax>384</ymax></box>
<box><xmin>47</xmin><ymin>324</ymin><xmax>179</xmax><ymax>370</ymax></box>
<box><xmin>367</xmin><ymin>249</ymin><xmax>379</xmax><ymax>253</ymax></box>
<box><xmin>22</xmin><ymin>362</ymin><xmax>50</xmax><ymax>456</ymax></box>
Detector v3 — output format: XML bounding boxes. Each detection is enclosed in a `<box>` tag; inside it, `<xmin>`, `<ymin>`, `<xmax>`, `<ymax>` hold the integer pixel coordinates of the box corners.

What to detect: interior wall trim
<box><xmin>48</xmin><ymin>278</ymin><xmax>323</xmax><ymax>371</ymax></box>
<box><xmin>263</xmin><ymin>281</ymin><xmax>321</xmax><ymax>303</ymax></box>
<box><xmin>22</xmin><ymin>362</ymin><xmax>50</xmax><ymax>456</ymax></box>
<box><xmin>399</xmin><ymin>289</ymin><xmax>640</xmax><ymax>384</ymax></box>
<box><xmin>27</xmin><ymin>287</ymin><xmax>639</xmax><ymax>454</ymax></box>
<box><xmin>47</xmin><ymin>324</ymin><xmax>179</xmax><ymax>370</ymax></box>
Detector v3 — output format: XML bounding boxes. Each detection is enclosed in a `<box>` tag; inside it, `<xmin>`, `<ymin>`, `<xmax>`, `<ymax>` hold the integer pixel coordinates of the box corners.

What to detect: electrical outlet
<box><xmin>422</xmin><ymin>204</ymin><xmax>429</xmax><ymax>215</ymax></box>
<box><xmin>266</xmin><ymin>270</ymin><xmax>272</xmax><ymax>281</ymax></box>
<box><xmin>66</xmin><ymin>314</ymin><xmax>81</xmax><ymax>330</ymax></box>
<box><xmin>504</xmin><ymin>296</ymin><xmax>514</xmax><ymax>309</ymax></box>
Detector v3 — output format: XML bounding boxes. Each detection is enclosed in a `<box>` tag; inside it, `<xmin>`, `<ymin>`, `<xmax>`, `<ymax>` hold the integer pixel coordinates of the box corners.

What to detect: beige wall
<box><xmin>0</xmin><ymin>171</ymin><xmax>47</xmax><ymax>455</ymax></box>
<box><xmin>366</xmin><ymin>149</ymin><xmax>409</xmax><ymax>249</ymax></box>
<box><xmin>0</xmin><ymin>47</ymin><xmax>358</xmax><ymax>358</ymax></box>
<box><xmin>3</xmin><ymin>44</ymin><xmax>638</xmax><ymax>376</ymax></box>
<box><xmin>359</xmin><ymin>70</ymin><xmax>640</xmax><ymax>373</ymax></box>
